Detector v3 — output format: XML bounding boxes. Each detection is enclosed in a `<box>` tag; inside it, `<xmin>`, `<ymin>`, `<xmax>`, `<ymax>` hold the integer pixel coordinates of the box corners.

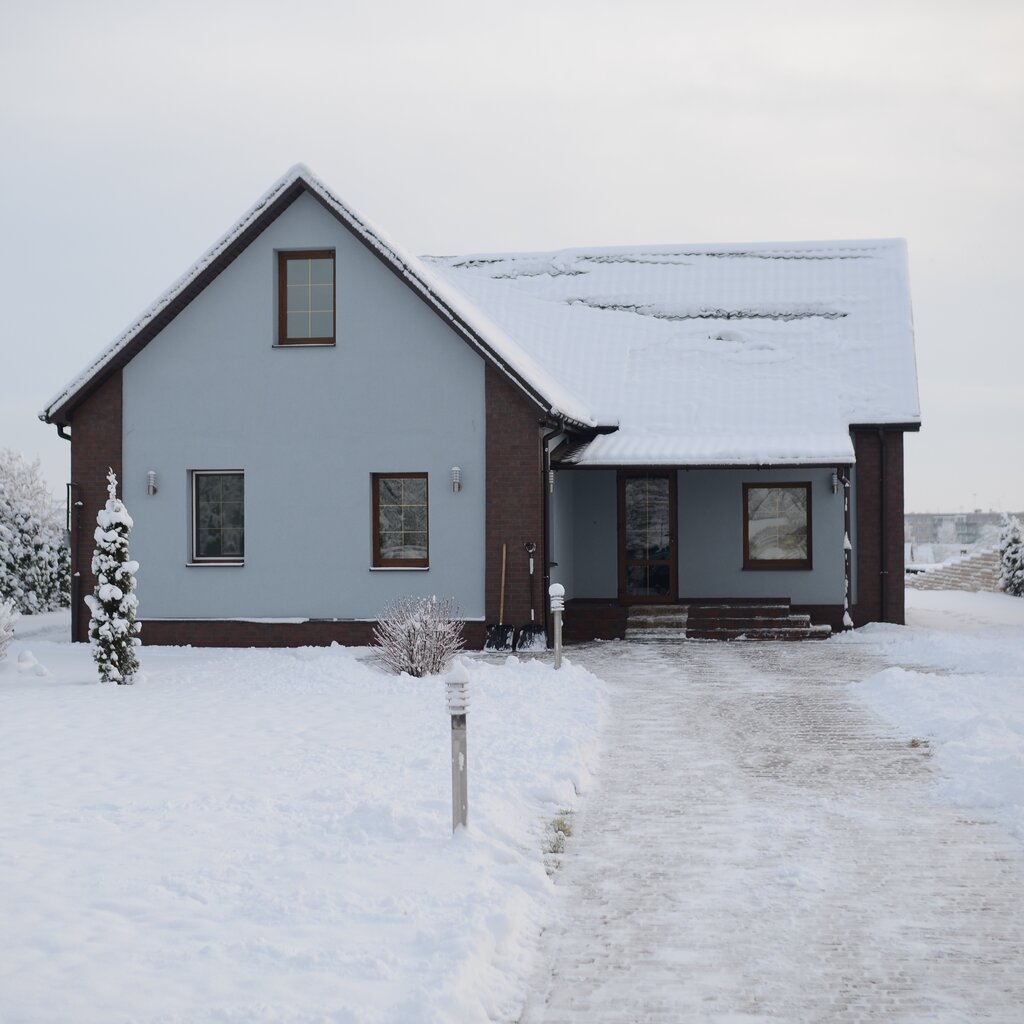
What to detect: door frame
<box><xmin>617</xmin><ymin>469</ymin><xmax>678</xmax><ymax>603</ymax></box>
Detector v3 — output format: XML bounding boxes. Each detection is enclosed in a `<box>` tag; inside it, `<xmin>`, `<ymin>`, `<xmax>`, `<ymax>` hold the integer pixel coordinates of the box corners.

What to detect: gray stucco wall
<box><xmin>678</xmin><ymin>467</ymin><xmax>845</xmax><ymax>604</ymax></box>
<box><xmin>570</xmin><ymin>470</ymin><xmax>618</xmax><ymax>598</ymax></box>
<box><xmin>550</xmin><ymin>466</ymin><xmax>576</xmax><ymax>594</ymax></box>
<box><xmin>123</xmin><ymin>192</ymin><xmax>486</xmax><ymax>620</ymax></box>
<box><xmin>553</xmin><ymin>466</ymin><xmax>846</xmax><ymax>605</ymax></box>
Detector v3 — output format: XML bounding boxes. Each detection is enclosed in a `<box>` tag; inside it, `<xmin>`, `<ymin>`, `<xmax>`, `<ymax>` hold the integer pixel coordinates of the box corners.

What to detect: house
<box><xmin>40</xmin><ymin>166</ymin><xmax>920</xmax><ymax>646</ymax></box>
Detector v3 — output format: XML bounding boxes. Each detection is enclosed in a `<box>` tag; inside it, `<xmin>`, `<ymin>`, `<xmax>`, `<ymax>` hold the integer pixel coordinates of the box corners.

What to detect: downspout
<box><xmin>55</xmin><ymin>423</ymin><xmax>81</xmax><ymax>642</ymax></box>
<box><xmin>842</xmin><ymin>469</ymin><xmax>853</xmax><ymax>629</ymax></box>
<box><xmin>541</xmin><ymin>419</ymin><xmax>565</xmax><ymax>646</ymax></box>
<box><xmin>878</xmin><ymin>427</ymin><xmax>887</xmax><ymax>622</ymax></box>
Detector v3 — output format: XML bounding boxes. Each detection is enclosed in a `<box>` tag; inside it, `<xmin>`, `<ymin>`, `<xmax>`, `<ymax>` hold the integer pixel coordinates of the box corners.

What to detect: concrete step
<box><xmin>626</xmin><ymin>614</ymin><xmax>689</xmax><ymax>630</ymax></box>
<box><xmin>687</xmin><ymin>625</ymin><xmax>832</xmax><ymax>641</ymax></box>
<box><xmin>906</xmin><ymin>549</ymin><xmax>1001</xmax><ymax>592</ymax></box>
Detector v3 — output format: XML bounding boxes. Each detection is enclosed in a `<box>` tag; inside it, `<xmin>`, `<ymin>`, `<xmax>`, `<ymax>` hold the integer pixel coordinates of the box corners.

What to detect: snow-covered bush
<box><xmin>84</xmin><ymin>470</ymin><xmax>141</xmax><ymax>684</ymax></box>
<box><xmin>0</xmin><ymin>598</ymin><xmax>18</xmax><ymax>662</ymax></box>
<box><xmin>373</xmin><ymin>595</ymin><xmax>464</xmax><ymax>677</ymax></box>
<box><xmin>999</xmin><ymin>513</ymin><xmax>1024</xmax><ymax>597</ymax></box>
<box><xmin>0</xmin><ymin>449</ymin><xmax>70</xmax><ymax>613</ymax></box>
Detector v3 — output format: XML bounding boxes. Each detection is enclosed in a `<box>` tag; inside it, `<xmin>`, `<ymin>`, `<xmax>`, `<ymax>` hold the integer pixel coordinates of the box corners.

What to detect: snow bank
<box><xmin>836</xmin><ymin>590</ymin><xmax>1024</xmax><ymax>842</ymax></box>
<box><xmin>0</xmin><ymin>641</ymin><xmax>604</xmax><ymax>1023</ymax></box>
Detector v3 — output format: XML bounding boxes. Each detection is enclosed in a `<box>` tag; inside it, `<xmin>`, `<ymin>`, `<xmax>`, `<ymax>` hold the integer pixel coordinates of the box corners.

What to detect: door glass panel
<box><xmin>623</xmin><ymin>475</ymin><xmax>673</xmax><ymax>599</ymax></box>
<box><xmin>626</xmin><ymin>564</ymin><xmax>671</xmax><ymax>597</ymax></box>
<box><xmin>624</xmin><ymin>477</ymin><xmax>670</xmax><ymax>560</ymax></box>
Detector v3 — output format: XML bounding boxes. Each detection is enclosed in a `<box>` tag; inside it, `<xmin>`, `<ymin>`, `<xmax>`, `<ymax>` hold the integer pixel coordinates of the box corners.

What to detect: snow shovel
<box><xmin>484</xmin><ymin>543</ymin><xmax>515</xmax><ymax>651</ymax></box>
<box><xmin>516</xmin><ymin>541</ymin><xmax>547</xmax><ymax>651</ymax></box>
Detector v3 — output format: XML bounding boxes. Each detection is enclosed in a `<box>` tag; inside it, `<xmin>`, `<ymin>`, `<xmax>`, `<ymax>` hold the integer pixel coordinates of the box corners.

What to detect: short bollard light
<box><xmin>446</xmin><ymin>660</ymin><xmax>470</xmax><ymax>832</ymax></box>
<box><xmin>549</xmin><ymin>583</ymin><xmax>565</xmax><ymax>670</ymax></box>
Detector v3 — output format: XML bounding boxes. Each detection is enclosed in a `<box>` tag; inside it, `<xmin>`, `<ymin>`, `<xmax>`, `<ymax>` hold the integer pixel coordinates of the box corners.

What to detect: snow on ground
<box><xmin>0</xmin><ymin>620</ymin><xmax>604</xmax><ymax>1024</ymax></box>
<box><xmin>836</xmin><ymin>589</ymin><xmax>1024</xmax><ymax>842</ymax></box>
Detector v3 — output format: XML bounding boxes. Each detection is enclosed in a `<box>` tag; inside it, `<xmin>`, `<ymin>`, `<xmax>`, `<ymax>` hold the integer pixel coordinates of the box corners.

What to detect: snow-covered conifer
<box><xmin>84</xmin><ymin>470</ymin><xmax>141</xmax><ymax>683</ymax></box>
<box><xmin>0</xmin><ymin>598</ymin><xmax>17</xmax><ymax>662</ymax></box>
<box><xmin>373</xmin><ymin>595</ymin><xmax>464</xmax><ymax>677</ymax></box>
<box><xmin>0</xmin><ymin>449</ymin><xmax>70</xmax><ymax>613</ymax></box>
<box><xmin>998</xmin><ymin>513</ymin><xmax>1024</xmax><ymax>597</ymax></box>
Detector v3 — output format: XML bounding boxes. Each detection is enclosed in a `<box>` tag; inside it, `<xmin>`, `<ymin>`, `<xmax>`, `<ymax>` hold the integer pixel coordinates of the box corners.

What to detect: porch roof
<box><xmin>425</xmin><ymin>240</ymin><xmax>920</xmax><ymax>466</ymax></box>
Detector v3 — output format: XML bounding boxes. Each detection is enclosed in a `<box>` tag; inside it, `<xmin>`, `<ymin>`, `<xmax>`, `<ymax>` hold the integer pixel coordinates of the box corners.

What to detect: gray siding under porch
<box><xmin>122</xmin><ymin>192</ymin><xmax>487</xmax><ymax>621</ymax></box>
<box><xmin>550</xmin><ymin>466</ymin><xmax>851</xmax><ymax>607</ymax></box>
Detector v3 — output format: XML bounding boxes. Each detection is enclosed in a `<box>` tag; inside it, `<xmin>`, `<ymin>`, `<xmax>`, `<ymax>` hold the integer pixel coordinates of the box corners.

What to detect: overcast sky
<box><xmin>1</xmin><ymin>0</ymin><xmax>1021</xmax><ymax>512</ymax></box>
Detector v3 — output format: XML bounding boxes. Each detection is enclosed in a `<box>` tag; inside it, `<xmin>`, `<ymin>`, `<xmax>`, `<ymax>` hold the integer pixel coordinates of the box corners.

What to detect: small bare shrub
<box><xmin>373</xmin><ymin>595</ymin><xmax>464</xmax><ymax>677</ymax></box>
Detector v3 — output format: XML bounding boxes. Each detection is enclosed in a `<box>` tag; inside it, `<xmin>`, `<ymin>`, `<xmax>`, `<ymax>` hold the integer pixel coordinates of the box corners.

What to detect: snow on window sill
<box><xmin>186</xmin><ymin>561</ymin><xmax>245</xmax><ymax>568</ymax></box>
<box><xmin>368</xmin><ymin>566</ymin><xmax>430</xmax><ymax>572</ymax></box>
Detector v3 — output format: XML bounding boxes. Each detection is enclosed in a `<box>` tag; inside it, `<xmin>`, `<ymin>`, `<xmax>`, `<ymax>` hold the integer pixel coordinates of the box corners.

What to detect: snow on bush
<box><xmin>0</xmin><ymin>597</ymin><xmax>17</xmax><ymax>662</ymax></box>
<box><xmin>998</xmin><ymin>513</ymin><xmax>1024</xmax><ymax>597</ymax></box>
<box><xmin>373</xmin><ymin>595</ymin><xmax>464</xmax><ymax>677</ymax></box>
<box><xmin>0</xmin><ymin>449</ymin><xmax>69</xmax><ymax>613</ymax></box>
<box><xmin>84</xmin><ymin>469</ymin><xmax>140</xmax><ymax>684</ymax></box>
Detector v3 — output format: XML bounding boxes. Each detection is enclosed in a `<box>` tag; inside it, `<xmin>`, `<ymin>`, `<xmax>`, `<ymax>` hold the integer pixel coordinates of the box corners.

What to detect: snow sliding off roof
<box><xmin>426</xmin><ymin>241</ymin><xmax>919</xmax><ymax>465</ymax></box>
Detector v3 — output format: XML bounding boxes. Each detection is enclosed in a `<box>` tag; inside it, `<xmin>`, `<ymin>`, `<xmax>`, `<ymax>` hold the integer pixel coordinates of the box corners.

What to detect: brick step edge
<box><xmin>685</xmin><ymin>615</ymin><xmax>812</xmax><ymax>628</ymax></box>
<box><xmin>687</xmin><ymin>626</ymin><xmax>831</xmax><ymax>640</ymax></box>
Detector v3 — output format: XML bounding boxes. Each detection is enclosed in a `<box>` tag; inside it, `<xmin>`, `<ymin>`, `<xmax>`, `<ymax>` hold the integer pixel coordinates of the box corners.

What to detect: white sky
<box><xmin>1</xmin><ymin>0</ymin><xmax>1021</xmax><ymax>512</ymax></box>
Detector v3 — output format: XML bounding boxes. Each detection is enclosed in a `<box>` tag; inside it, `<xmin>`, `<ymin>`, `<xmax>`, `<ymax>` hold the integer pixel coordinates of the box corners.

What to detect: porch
<box><xmin>549</xmin><ymin>465</ymin><xmax>854</xmax><ymax>642</ymax></box>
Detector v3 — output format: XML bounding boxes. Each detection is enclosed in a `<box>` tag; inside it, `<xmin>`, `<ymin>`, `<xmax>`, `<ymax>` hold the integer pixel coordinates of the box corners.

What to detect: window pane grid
<box><xmin>193</xmin><ymin>472</ymin><xmax>244</xmax><ymax>562</ymax></box>
<box><xmin>279</xmin><ymin>252</ymin><xmax>335</xmax><ymax>343</ymax></box>
<box><xmin>374</xmin><ymin>474</ymin><xmax>428</xmax><ymax>565</ymax></box>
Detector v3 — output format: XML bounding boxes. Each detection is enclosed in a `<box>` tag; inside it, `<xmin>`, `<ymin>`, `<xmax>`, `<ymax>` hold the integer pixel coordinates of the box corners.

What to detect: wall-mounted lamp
<box><xmin>147</xmin><ymin>471</ymin><xmax>158</xmax><ymax>496</ymax></box>
<box><xmin>451</xmin><ymin>466</ymin><xmax>462</xmax><ymax>493</ymax></box>
<box><xmin>831</xmin><ymin>470</ymin><xmax>840</xmax><ymax>494</ymax></box>
<box><xmin>548</xmin><ymin>469</ymin><xmax>555</xmax><ymax>494</ymax></box>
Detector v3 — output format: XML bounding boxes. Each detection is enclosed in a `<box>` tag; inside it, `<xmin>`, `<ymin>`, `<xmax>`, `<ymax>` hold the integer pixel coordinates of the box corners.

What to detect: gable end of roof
<box><xmin>41</xmin><ymin>167</ymin><xmax>595</xmax><ymax>430</ymax></box>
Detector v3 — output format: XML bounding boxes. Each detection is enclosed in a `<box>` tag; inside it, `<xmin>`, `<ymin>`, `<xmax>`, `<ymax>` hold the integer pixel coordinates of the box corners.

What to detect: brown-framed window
<box><xmin>277</xmin><ymin>250</ymin><xmax>335</xmax><ymax>345</ymax></box>
<box><xmin>743</xmin><ymin>483</ymin><xmax>812</xmax><ymax>570</ymax></box>
<box><xmin>192</xmin><ymin>471</ymin><xmax>244</xmax><ymax>563</ymax></box>
<box><xmin>372</xmin><ymin>473</ymin><xmax>428</xmax><ymax>567</ymax></box>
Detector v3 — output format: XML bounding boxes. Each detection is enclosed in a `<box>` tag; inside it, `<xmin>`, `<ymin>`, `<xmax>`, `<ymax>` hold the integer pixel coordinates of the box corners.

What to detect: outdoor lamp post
<box><xmin>549</xmin><ymin>583</ymin><xmax>565</xmax><ymax>669</ymax></box>
<box><xmin>446</xmin><ymin>660</ymin><xmax>469</xmax><ymax>831</ymax></box>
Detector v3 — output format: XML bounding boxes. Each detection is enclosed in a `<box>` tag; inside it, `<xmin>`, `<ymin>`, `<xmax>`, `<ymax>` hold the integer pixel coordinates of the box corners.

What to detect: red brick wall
<box><xmin>563</xmin><ymin>599</ymin><xmax>628</xmax><ymax>641</ymax></box>
<box><xmin>485</xmin><ymin>364</ymin><xmax>546</xmax><ymax>628</ymax></box>
<box><xmin>141</xmin><ymin>619</ymin><xmax>486</xmax><ymax>649</ymax></box>
<box><xmin>852</xmin><ymin>427</ymin><xmax>906</xmax><ymax>626</ymax></box>
<box><xmin>69</xmin><ymin>372</ymin><xmax>123</xmax><ymax>642</ymax></box>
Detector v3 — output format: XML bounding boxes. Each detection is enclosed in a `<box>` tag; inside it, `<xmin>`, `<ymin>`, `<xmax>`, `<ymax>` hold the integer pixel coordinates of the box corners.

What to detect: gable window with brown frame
<box><xmin>372</xmin><ymin>473</ymin><xmax>429</xmax><ymax>568</ymax></box>
<box><xmin>278</xmin><ymin>250</ymin><xmax>335</xmax><ymax>345</ymax></box>
<box><xmin>191</xmin><ymin>471</ymin><xmax>245</xmax><ymax>564</ymax></box>
<box><xmin>743</xmin><ymin>483</ymin><xmax>812</xmax><ymax>570</ymax></box>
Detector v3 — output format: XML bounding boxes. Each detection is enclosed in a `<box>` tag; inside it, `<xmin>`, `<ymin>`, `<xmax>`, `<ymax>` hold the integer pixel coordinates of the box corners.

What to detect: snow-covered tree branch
<box><xmin>0</xmin><ymin>598</ymin><xmax>17</xmax><ymax>662</ymax></box>
<box><xmin>84</xmin><ymin>470</ymin><xmax>141</xmax><ymax>684</ymax></box>
<box><xmin>0</xmin><ymin>449</ymin><xmax>69</xmax><ymax>613</ymax></box>
<box><xmin>999</xmin><ymin>513</ymin><xmax>1024</xmax><ymax>597</ymax></box>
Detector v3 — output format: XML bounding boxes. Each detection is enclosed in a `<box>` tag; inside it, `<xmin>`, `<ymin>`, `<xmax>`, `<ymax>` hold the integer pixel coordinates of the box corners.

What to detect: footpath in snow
<box><xmin>3</xmin><ymin>590</ymin><xmax>1023</xmax><ymax>1023</ymax></box>
<box><xmin>0</xmin><ymin>627</ymin><xmax>604</xmax><ymax>1024</ymax></box>
<box><xmin>522</xmin><ymin>591</ymin><xmax>1024</xmax><ymax>1023</ymax></box>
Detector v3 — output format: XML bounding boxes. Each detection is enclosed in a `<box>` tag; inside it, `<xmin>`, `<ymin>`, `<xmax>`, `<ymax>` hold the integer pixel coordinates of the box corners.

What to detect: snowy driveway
<box><xmin>520</xmin><ymin>639</ymin><xmax>1024</xmax><ymax>1023</ymax></box>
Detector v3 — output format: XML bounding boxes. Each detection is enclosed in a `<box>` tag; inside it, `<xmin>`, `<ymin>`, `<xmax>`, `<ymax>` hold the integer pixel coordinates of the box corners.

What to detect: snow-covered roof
<box><xmin>42</xmin><ymin>166</ymin><xmax>919</xmax><ymax>467</ymax></box>
<box><xmin>425</xmin><ymin>241</ymin><xmax>919</xmax><ymax>465</ymax></box>
<box><xmin>40</xmin><ymin>165</ymin><xmax>595</xmax><ymax>429</ymax></box>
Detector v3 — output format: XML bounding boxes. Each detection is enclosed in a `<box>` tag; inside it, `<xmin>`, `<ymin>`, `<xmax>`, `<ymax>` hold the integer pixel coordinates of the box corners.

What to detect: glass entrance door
<box><xmin>619</xmin><ymin>473</ymin><xmax>676</xmax><ymax>601</ymax></box>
